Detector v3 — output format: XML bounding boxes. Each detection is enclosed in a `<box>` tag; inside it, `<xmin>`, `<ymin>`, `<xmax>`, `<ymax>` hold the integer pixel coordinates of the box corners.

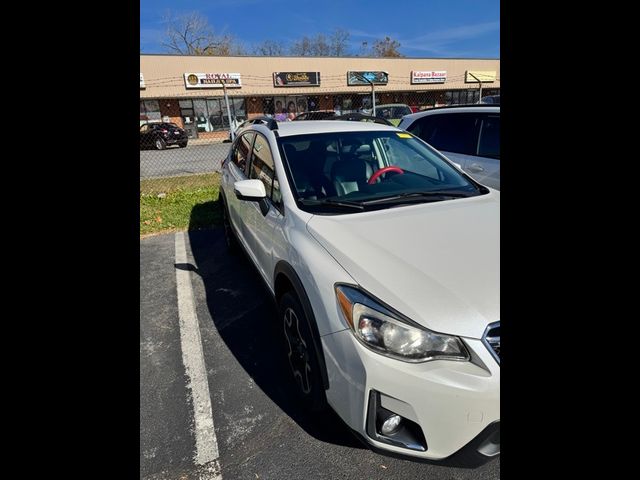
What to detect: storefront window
<box><xmin>231</xmin><ymin>98</ymin><xmax>246</xmax><ymax>121</ymax></box>
<box><xmin>185</xmin><ymin>98</ymin><xmax>247</xmax><ymax>131</ymax></box>
<box><xmin>333</xmin><ymin>95</ymin><xmax>354</xmax><ymax>114</ymax></box>
<box><xmin>444</xmin><ymin>90</ymin><xmax>480</xmax><ymax>105</ymax></box>
<box><xmin>307</xmin><ymin>96</ymin><xmax>319</xmax><ymax>111</ymax></box>
<box><xmin>193</xmin><ymin>100</ymin><xmax>208</xmax><ymax>132</ymax></box>
<box><xmin>262</xmin><ymin>98</ymin><xmax>275</xmax><ymax>116</ymax></box>
<box><xmin>140</xmin><ymin>99</ymin><xmax>161</xmax><ymax>123</ymax></box>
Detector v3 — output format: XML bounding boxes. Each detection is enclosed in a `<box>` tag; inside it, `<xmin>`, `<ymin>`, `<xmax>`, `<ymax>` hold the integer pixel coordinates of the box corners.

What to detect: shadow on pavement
<box><xmin>188</xmin><ymin>203</ymin><xmax>364</xmax><ymax>450</ymax></box>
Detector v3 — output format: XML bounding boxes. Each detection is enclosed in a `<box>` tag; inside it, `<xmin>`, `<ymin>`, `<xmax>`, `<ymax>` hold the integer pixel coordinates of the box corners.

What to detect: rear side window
<box><xmin>478</xmin><ymin>114</ymin><xmax>500</xmax><ymax>159</ymax></box>
<box><xmin>407</xmin><ymin>113</ymin><xmax>480</xmax><ymax>156</ymax></box>
<box><xmin>232</xmin><ymin>132</ymin><xmax>255</xmax><ymax>173</ymax></box>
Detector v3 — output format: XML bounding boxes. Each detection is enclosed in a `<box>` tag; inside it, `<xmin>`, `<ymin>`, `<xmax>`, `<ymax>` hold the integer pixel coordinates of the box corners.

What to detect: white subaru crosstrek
<box><xmin>219</xmin><ymin>119</ymin><xmax>499</xmax><ymax>465</ymax></box>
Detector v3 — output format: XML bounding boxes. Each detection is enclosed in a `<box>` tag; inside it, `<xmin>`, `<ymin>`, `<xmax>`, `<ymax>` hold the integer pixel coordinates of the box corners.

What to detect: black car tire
<box><xmin>179</xmin><ymin>142</ymin><xmax>188</xmax><ymax>148</ymax></box>
<box><xmin>221</xmin><ymin>197</ymin><xmax>238</xmax><ymax>253</ymax></box>
<box><xmin>279</xmin><ymin>291</ymin><xmax>328</xmax><ymax>412</ymax></box>
<box><xmin>155</xmin><ymin>138</ymin><xmax>166</xmax><ymax>150</ymax></box>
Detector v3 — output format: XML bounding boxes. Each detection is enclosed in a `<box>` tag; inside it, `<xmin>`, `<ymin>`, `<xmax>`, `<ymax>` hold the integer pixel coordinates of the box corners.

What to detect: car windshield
<box><xmin>279</xmin><ymin>131</ymin><xmax>485</xmax><ymax>213</ymax></box>
<box><xmin>158</xmin><ymin>123</ymin><xmax>179</xmax><ymax>128</ymax></box>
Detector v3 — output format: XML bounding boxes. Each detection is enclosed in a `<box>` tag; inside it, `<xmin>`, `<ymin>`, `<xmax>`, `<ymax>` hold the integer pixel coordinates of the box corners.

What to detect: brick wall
<box><xmin>159</xmin><ymin>100</ymin><xmax>183</xmax><ymax>128</ymax></box>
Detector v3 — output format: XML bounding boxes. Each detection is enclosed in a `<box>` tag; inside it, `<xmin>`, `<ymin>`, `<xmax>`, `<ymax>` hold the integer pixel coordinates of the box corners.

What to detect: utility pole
<box><xmin>217</xmin><ymin>74</ymin><xmax>235</xmax><ymax>141</ymax></box>
<box><xmin>469</xmin><ymin>72</ymin><xmax>483</xmax><ymax>103</ymax></box>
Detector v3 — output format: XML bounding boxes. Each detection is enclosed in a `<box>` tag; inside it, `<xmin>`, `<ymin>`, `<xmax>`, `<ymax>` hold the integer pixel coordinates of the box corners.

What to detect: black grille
<box><xmin>483</xmin><ymin>323</ymin><xmax>500</xmax><ymax>364</ymax></box>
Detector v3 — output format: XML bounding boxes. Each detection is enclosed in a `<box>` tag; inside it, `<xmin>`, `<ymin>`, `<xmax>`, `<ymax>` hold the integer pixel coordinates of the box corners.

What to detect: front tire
<box><xmin>179</xmin><ymin>142</ymin><xmax>188</xmax><ymax>148</ymax></box>
<box><xmin>155</xmin><ymin>138</ymin><xmax>166</xmax><ymax>150</ymax></box>
<box><xmin>279</xmin><ymin>292</ymin><xmax>328</xmax><ymax>412</ymax></box>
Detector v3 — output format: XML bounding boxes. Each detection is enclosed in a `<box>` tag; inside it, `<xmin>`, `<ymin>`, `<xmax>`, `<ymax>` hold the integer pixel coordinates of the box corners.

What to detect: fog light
<box><xmin>381</xmin><ymin>414</ymin><xmax>402</xmax><ymax>435</ymax></box>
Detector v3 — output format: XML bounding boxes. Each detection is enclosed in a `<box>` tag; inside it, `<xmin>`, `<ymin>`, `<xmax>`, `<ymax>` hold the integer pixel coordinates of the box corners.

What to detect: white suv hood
<box><xmin>306</xmin><ymin>193</ymin><xmax>499</xmax><ymax>339</ymax></box>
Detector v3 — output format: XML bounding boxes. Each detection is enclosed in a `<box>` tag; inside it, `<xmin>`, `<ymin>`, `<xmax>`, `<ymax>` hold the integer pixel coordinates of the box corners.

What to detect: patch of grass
<box><xmin>140</xmin><ymin>173</ymin><xmax>223</xmax><ymax>236</ymax></box>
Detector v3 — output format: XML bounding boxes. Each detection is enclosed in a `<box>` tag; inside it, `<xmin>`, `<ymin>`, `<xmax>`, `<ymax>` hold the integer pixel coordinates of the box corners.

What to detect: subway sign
<box><xmin>411</xmin><ymin>70</ymin><xmax>447</xmax><ymax>84</ymax></box>
<box><xmin>347</xmin><ymin>71</ymin><xmax>389</xmax><ymax>86</ymax></box>
<box><xmin>273</xmin><ymin>72</ymin><xmax>321</xmax><ymax>87</ymax></box>
<box><xmin>184</xmin><ymin>72</ymin><xmax>242</xmax><ymax>89</ymax></box>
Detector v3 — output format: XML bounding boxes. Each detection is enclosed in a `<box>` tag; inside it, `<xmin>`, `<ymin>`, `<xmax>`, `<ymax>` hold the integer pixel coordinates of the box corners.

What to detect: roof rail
<box><xmin>251</xmin><ymin>116</ymin><xmax>279</xmax><ymax>130</ymax></box>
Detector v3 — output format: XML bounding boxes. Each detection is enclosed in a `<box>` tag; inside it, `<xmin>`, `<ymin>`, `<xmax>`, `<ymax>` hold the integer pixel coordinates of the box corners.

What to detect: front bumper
<box><xmin>321</xmin><ymin>328</ymin><xmax>500</xmax><ymax>462</ymax></box>
<box><xmin>163</xmin><ymin>134</ymin><xmax>187</xmax><ymax>145</ymax></box>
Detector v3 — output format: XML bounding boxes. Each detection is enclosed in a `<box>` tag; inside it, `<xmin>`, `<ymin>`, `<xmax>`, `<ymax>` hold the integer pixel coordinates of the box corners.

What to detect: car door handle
<box><xmin>467</xmin><ymin>163</ymin><xmax>485</xmax><ymax>173</ymax></box>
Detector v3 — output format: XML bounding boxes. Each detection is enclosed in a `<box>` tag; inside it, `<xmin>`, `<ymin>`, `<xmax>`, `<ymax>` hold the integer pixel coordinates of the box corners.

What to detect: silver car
<box><xmin>398</xmin><ymin>105</ymin><xmax>500</xmax><ymax>190</ymax></box>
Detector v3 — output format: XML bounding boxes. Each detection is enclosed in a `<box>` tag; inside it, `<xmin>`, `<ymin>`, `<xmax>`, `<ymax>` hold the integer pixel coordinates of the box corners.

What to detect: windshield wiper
<box><xmin>359</xmin><ymin>190</ymin><xmax>473</xmax><ymax>206</ymax></box>
<box><xmin>297</xmin><ymin>198</ymin><xmax>365</xmax><ymax>210</ymax></box>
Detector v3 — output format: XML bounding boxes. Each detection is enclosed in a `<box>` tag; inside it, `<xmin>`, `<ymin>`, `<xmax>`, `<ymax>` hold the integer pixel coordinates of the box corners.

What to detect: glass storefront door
<box><xmin>179</xmin><ymin>100</ymin><xmax>198</xmax><ymax>138</ymax></box>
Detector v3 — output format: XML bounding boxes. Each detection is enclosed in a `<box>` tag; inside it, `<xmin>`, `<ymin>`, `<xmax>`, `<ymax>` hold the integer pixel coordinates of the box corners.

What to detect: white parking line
<box><xmin>175</xmin><ymin>232</ymin><xmax>222</xmax><ymax>480</ymax></box>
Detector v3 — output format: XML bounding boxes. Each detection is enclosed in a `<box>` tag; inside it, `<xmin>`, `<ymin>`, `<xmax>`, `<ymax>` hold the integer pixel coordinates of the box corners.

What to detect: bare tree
<box><xmin>290</xmin><ymin>33</ymin><xmax>338</xmax><ymax>56</ymax></box>
<box><xmin>253</xmin><ymin>40</ymin><xmax>285</xmax><ymax>56</ymax></box>
<box><xmin>314</xmin><ymin>34</ymin><xmax>330</xmax><ymax>56</ymax></box>
<box><xmin>162</xmin><ymin>11</ymin><xmax>243</xmax><ymax>55</ymax></box>
<box><xmin>330</xmin><ymin>28</ymin><xmax>351</xmax><ymax>56</ymax></box>
<box><xmin>358</xmin><ymin>41</ymin><xmax>369</xmax><ymax>57</ymax></box>
<box><xmin>290</xmin><ymin>36</ymin><xmax>313</xmax><ymax>56</ymax></box>
<box><xmin>372</xmin><ymin>36</ymin><xmax>404</xmax><ymax>57</ymax></box>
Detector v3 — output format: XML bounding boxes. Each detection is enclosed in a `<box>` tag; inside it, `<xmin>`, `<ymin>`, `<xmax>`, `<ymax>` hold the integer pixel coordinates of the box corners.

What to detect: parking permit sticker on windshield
<box><xmin>396</xmin><ymin>133</ymin><xmax>412</xmax><ymax>138</ymax></box>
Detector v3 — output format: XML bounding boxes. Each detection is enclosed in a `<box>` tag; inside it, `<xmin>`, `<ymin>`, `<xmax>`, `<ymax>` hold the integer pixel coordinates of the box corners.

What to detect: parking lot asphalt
<box><xmin>140</xmin><ymin>229</ymin><xmax>500</xmax><ymax>480</ymax></box>
<box><xmin>140</xmin><ymin>143</ymin><xmax>231</xmax><ymax>179</ymax></box>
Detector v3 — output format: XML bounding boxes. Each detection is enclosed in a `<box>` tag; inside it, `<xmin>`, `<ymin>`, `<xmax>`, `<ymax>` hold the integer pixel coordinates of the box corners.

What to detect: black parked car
<box><xmin>140</xmin><ymin>122</ymin><xmax>188</xmax><ymax>150</ymax></box>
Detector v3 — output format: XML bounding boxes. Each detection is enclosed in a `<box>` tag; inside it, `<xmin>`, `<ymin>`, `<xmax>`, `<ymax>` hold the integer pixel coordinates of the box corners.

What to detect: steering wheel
<box><xmin>368</xmin><ymin>166</ymin><xmax>405</xmax><ymax>184</ymax></box>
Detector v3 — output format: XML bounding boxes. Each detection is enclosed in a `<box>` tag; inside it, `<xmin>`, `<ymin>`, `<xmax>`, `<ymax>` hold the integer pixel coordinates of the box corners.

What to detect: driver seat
<box><xmin>331</xmin><ymin>158</ymin><xmax>373</xmax><ymax>196</ymax></box>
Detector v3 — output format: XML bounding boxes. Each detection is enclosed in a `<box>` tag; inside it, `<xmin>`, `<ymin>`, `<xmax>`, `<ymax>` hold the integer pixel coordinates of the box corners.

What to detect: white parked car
<box><xmin>219</xmin><ymin>119</ymin><xmax>499</xmax><ymax>465</ymax></box>
<box><xmin>398</xmin><ymin>106</ymin><xmax>500</xmax><ymax>190</ymax></box>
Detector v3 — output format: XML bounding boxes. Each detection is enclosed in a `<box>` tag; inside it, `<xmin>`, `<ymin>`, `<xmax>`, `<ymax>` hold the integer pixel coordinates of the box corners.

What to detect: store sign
<box><xmin>347</xmin><ymin>71</ymin><xmax>389</xmax><ymax>86</ymax></box>
<box><xmin>140</xmin><ymin>73</ymin><xmax>145</xmax><ymax>89</ymax></box>
<box><xmin>465</xmin><ymin>71</ymin><xmax>496</xmax><ymax>83</ymax></box>
<box><xmin>273</xmin><ymin>72</ymin><xmax>321</xmax><ymax>87</ymax></box>
<box><xmin>183</xmin><ymin>72</ymin><xmax>242</xmax><ymax>89</ymax></box>
<box><xmin>411</xmin><ymin>70</ymin><xmax>447</xmax><ymax>84</ymax></box>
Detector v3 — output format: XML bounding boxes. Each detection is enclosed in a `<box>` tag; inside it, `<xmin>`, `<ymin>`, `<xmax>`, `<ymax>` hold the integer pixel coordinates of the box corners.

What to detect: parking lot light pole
<box><xmin>356</xmin><ymin>73</ymin><xmax>376</xmax><ymax>116</ymax></box>
<box><xmin>217</xmin><ymin>74</ymin><xmax>235</xmax><ymax>141</ymax></box>
<box><xmin>469</xmin><ymin>72</ymin><xmax>483</xmax><ymax>102</ymax></box>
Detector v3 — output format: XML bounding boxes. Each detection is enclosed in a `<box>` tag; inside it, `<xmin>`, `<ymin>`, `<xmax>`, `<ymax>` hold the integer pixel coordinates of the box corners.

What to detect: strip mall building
<box><xmin>140</xmin><ymin>54</ymin><xmax>500</xmax><ymax>140</ymax></box>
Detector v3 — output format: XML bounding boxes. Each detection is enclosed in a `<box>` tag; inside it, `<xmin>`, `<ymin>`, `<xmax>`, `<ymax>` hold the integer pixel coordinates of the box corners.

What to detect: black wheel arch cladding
<box><xmin>274</xmin><ymin>260</ymin><xmax>330</xmax><ymax>390</ymax></box>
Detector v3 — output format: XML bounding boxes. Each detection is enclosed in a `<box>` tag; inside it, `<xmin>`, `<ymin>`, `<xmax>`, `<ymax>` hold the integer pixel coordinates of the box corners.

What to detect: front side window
<box><xmin>249</xmin><ymin>134</ymin><xmax>276</xmax><ymax>196</ymax></box>
<box><xmin>279</xmin><ymin>131</ymin><xmax>485</xmax><ymax>214</ymax></box>
<box><xmin>231</xmin><ymin>132</ymin><xmax>255</xmax><ymax>173</ymax></box>
<box><xmin>407</xmin><ymin>113</ymin><xmax>480</xmax><ymax>156</ymax></box>
<box><xmin>248</xmin><ymin>134</ymin><xmax>283</xmax><ymax>210</ymax></box>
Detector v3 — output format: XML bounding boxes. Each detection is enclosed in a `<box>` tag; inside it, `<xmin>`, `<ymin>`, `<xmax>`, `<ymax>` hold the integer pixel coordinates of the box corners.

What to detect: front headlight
<box><xmin>336</xmin><ymin>284</ymin><xmax>469</xmax><ymax>363</ymax></box>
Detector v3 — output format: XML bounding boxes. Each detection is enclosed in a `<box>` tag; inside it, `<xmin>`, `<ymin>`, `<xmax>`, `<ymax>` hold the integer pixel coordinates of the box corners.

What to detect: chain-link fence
<box><xmin>139</xmin><ymin>85</ymin><xmax>499</xmax><ymax>194</ymax></box>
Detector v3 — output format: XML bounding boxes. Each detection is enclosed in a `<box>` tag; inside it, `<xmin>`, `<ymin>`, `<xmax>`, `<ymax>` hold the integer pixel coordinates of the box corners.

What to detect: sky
<box><xmin>140</xmin><ymin>0</ymin><xmax>499</xmax><ymax>58</ymax></box>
